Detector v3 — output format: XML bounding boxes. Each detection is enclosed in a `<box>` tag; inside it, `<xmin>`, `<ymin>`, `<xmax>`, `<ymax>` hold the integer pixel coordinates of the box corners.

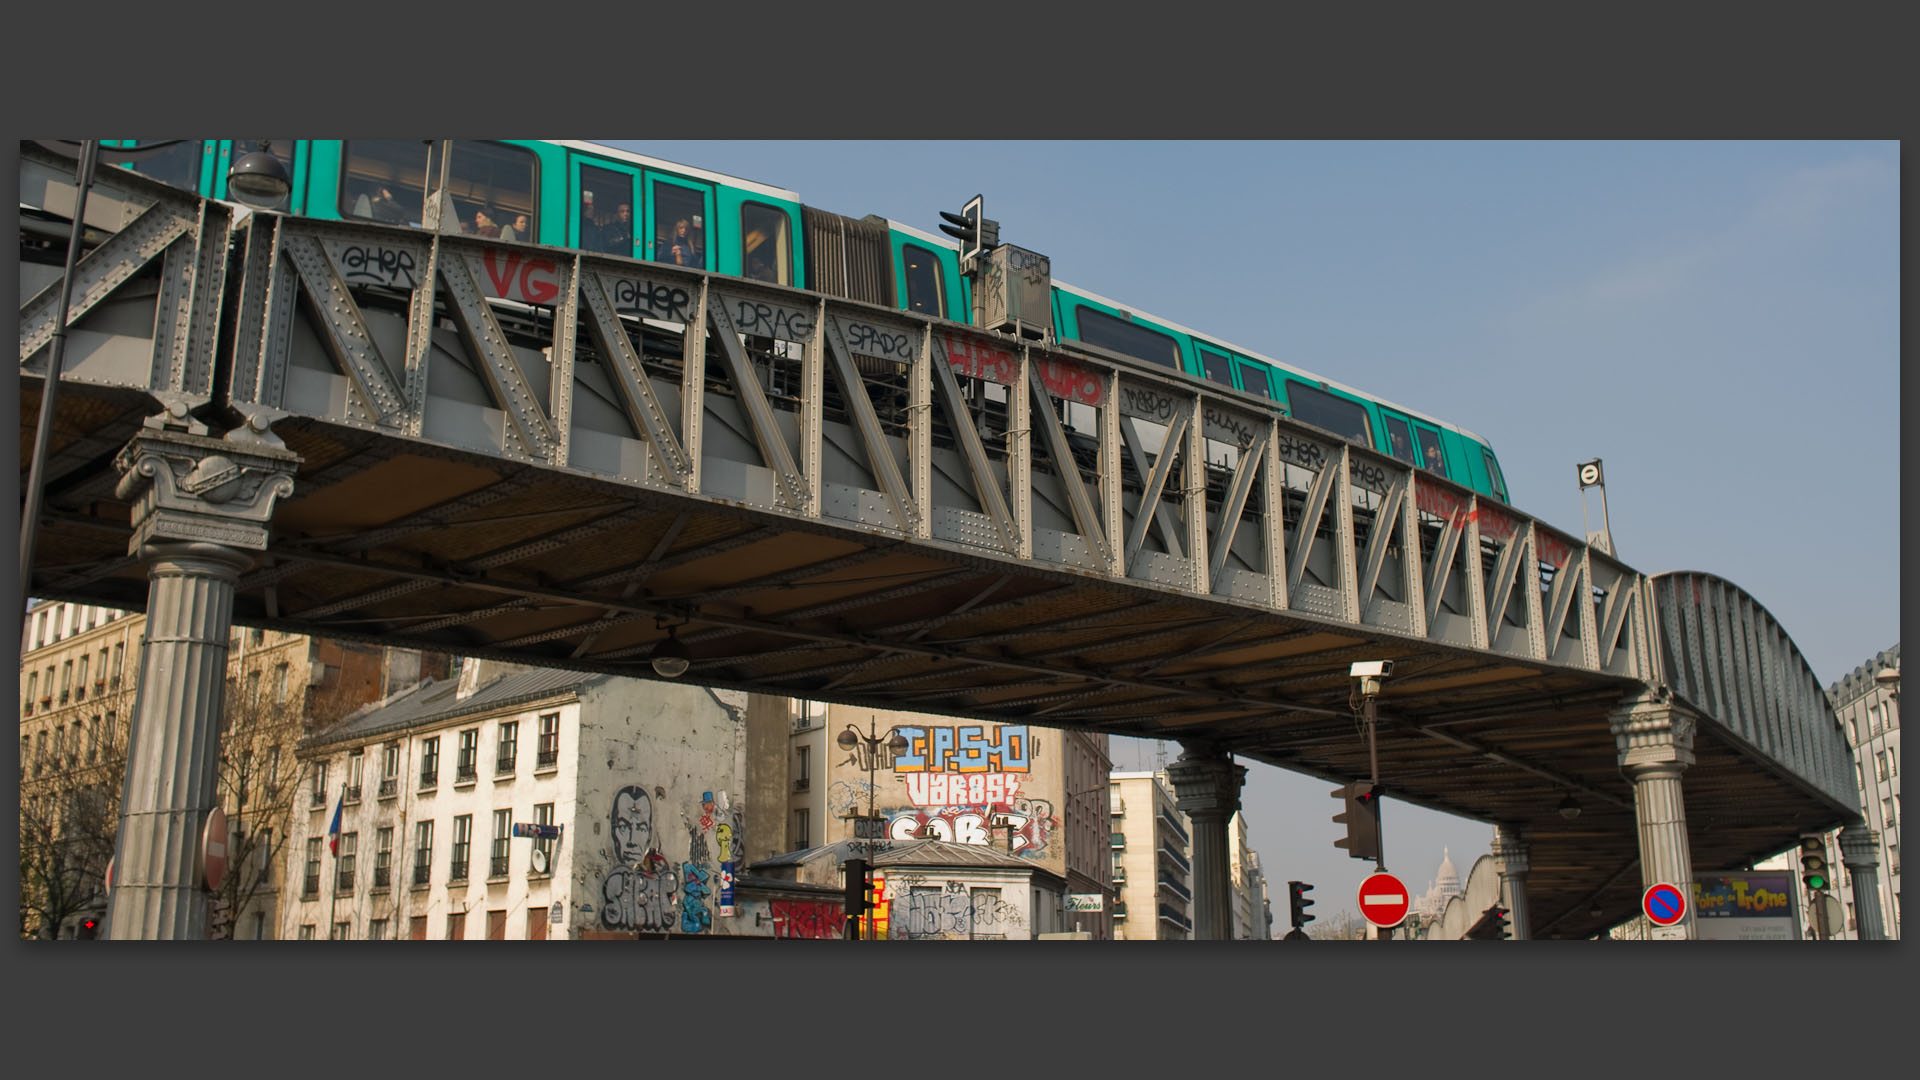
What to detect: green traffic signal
<box><xmin>1799</xmin><ymin>835</ymin><xmax>1831</xmax><ymax>892</ymax></box>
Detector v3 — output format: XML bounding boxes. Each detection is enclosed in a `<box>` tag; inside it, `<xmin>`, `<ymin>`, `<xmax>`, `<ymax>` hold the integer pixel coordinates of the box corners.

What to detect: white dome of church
<box><xmin>1414</xmin><ymin>847</ymin><xmax>1465</xmax><ymax>918</ymax></box>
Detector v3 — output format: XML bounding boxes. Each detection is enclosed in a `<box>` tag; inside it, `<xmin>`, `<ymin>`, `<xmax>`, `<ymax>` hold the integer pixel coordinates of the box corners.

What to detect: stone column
<box><xmin>1166</xmin><ymin>741</ymin><xmax>1245</xmax><ymax>941</ymax></box>
<box><xmin>1492</xmin><ymin>825</ymin><xmax>1531</xmax><ymax>940</ymax></box>
<box><xmin>105</xmin><ymin>416</ymin><xmax>298</xmax><ymax>940</ymax></box>
<box><xmin>1839</xmin><ymin>826</ymin><xmax>1887</xmax><ymax>941</ymax></box>
<box><xmin>1609</xmin><ymin>692</ymin><xmax>1698</xmax><ymax>940</ymax></box>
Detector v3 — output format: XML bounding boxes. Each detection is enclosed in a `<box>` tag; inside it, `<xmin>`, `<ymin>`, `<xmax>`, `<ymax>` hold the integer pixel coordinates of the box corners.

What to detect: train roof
<box><xmin>878</xmin><ymin>219</ymin><xmax>1492</xmax><ymax>448</ymax></box>
<box><xmin>557</xmin><ymin>140</ymin><xmax>801</xmax><ymax>203</ymax></box>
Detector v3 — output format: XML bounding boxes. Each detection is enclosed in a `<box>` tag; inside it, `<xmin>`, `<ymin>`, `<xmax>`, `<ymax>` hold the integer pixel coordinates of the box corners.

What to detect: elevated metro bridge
<box><xmin>16</xmin><ymin>143</ymin><xmax>1870</xmax><ymax>939</ymax></box>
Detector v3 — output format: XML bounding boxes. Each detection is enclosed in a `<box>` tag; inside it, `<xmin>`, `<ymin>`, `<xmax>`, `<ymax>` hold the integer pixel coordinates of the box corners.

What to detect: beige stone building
<box><xmin>1108</xmin><ymin>770</ymin><xmax>1192</xmax><ymax>939</ymax></box>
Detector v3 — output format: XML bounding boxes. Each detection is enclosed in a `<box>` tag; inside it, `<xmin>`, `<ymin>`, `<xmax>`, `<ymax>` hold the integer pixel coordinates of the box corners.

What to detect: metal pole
<box><xmin>20</xmin><ymin>138</ymin><xmax>99</xmax><ymax>605</ymax></box>
<box><xmin>1365</xmin><ymin>692</ymin><xmax>1384</xmax><ymax>873</ymax></box>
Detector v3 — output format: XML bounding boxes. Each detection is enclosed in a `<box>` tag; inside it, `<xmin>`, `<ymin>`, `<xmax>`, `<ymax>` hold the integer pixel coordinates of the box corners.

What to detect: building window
<box><xmin>1869</xmin><ymin>703</ymin><xmax>1883</xmax><ymax>737</ymax></box>
<box><xmin>375</xmin><ymin>826</ymin><xmax>393</xmax><ymax>888</ymax></box>
<box><xmin>344</xmin><ymin>751</ymin><xmax>364</xmax><ymax>802</ymax></box>
<box><xmin>409</xmin><ymin>915</ymin><xmax>428</xmax><ymax>940</ymax></box>
<box><xmin>413</xmin><ymin>821</ymin><xmax>434</xmax><ymax>886</ymax></box>
<box><xmin>793</xmin><ymin>809</ymin><xmax>810</xmax><ymax>850</ymax></box>
<box><xmin>532</xmin><ymin>803</ymin><xmax>555</xmax><ymax>875</ymax></box>
<box><xmin>450</xmin><ymin>815</ymin><xmax>472</xmax><ymax>881</ymax></box>
<box><xmin>537</xmin><ymin>713</ymin><xmax>559</xmax><ymax>769</ymax></box>
<box><xmin>447</xmin><ymin>912</ymin><xmax>466</xmax><ymax>940</ymax></box>
<box><xmin>456</xmin><ymin>728</ymin><xmax>478</xmax><ymax>783</ymax></box>
<box><xmin>328</xmin><ymin>920</ymin><xmax>348</xmax><ymax>940</ymax></box>
<box><xmin>61</xmin><ymin>660</ymin><xmax>72</xmax><ymax>703</ymax></box>
<box><xmin>275</xmin><ymin>663</ymin><xmax>290</xmax><ymax>704</ymax></box>
<box><xmin>24</xmin><ymin>671</ymin><xmax>36</xmax><ymax>715</ymax></box>
<box><xmin>33</xmin><ymin>610</ymin><xmax>45</xmax><ymax>649</ymax></box>
<box><xmin>335</xmin><ymin>833</ymin><xmax>357</xmax><ymax>893</ymax></box>
<box><xmin>491</xmin><ymin>809</ymin><xmax>512</xmax><ymax>879</ymax></box>
<box><xmin>420</xmin><ymin>737</ymin><xmax>439</xmax><ymax>789</ymax></box>
<box><xmin>379</xmin><ymin>743</ymin><xmax>399</xmax><ymax>799</ymax></box>
<box><xmin>1878</xmin><ymin>752</ymin><xmax>1891</xmax><ymax>784</ymax></box>
<box><xmin>257</xmin><ymin>827</ymin><xmax>274</xmax><ymax>884</ymax></box>
<box><xmin>251</xmin><ymin>912</ymin><xmax>268</xmax><ymax>940</ymax></box>
<box><xmin>298</xmin><ymin>924</ymin><xmax>315</xmax><ymax>941</ymax></box>
<box><xmin>369</xmin><ymin>918</ymin><xmax>388</xmax><ymax>941</ymax></box>
<box><xmin>303</xmin><ymin>838</ymin><xmax>321</xmax><ymax>898</ymax></box>
<box><xmin>1886</xmin><ymin>797</ymin><xmax>1899</xmax><ymax>828</ymax></box>
<box><xmin>487</xmin><ymin>909</ymin><xmax>508</xmax><ymax>940</ymax></box>
<box><xmin>497</xmin><ymin>721</ymin><xmax>518</xmax><ymax>775</ymax></box>
<box><xmin>311</xmin><ymin>761</ymin><xmax>328</xmax><ymax>808</ymax></box>
<box><xmin>75</xmin><ymin>655</ymin><xmax>88</xmax><ymax>699</ymax></box>
<box><xmin>35</xmin><ymin>732</ymin><xmax>48</xmax><ymax>777</ymax></box>
<box><xmin>741</xmin><ymin>201</ymin><xmax>791</xmax><ymax>285</ymax></box>
<box><xmin>112</xmin><ymin>643</ymin><xmax>124</xmax><ymax>686</ymax></box>
<box><xmin>795</xmin><ymin>745</ymin><xmax>810</xmax><ymax>792</ymax></box>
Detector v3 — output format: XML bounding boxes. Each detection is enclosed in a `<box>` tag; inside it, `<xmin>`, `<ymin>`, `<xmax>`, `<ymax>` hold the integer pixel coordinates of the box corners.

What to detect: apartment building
<box><xmin>769</xmin><ymin>700</ymin><xmax>1113</xmax><ymax>938</ymax></box>
<box><xmin>1108</xmin><ymin>770</ymin><xmax>1192</xmax><ymax>939</ymax></box>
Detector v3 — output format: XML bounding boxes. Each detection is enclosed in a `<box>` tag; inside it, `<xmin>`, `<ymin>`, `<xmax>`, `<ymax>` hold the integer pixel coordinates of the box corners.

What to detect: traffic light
<box><xmin>1799</xmin><ymin>834</ymin><xmax>1831</xmax><ymax>892</ymax></box>
<box><xmin>843</xmin><ymin>857</ymin><xmax>872</xmax><ymax>917</ymax></box>
<box><xmin>938</xmin><ymin>194</ymin><xmax>999</xmax><ymax>262</ymax></box>
<box><xmin>1287</xmin><ymin>881</ymin><xmax>1316</xmax><ymax>929</ymax></box>
<box><xmin>1465</xmin><ymin>904</ymin><xmax>1511</xmax><ymax>940</ymax></box>
<box><xmin>1331</xmin><ymin>781</ymin><xmax>1382</xmax><ymax>861</ymax></box>
<box><xmin>76</xmin><ymin>917</ymin><xmax>99</xmax><ymax>939</ymax></box>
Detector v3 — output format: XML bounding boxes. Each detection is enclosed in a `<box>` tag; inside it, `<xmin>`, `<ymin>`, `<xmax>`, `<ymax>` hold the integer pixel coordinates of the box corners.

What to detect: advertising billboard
<box><xmin>1692</xmin><ymin>871</ymin><xmax>1801</xmax><ymax>940</ymax></box>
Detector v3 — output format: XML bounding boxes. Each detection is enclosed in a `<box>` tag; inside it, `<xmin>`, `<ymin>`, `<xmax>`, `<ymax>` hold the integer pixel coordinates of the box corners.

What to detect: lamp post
<box><xmin>837</xmin><ymin>720</ymin><xmax>908</xmax><ymax>941</ymax></box>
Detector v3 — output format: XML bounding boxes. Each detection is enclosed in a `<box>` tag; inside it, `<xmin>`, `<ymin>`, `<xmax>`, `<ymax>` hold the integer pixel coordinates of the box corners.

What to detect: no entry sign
<box><xmin>1357</xmin><ymin>870</ymin><xmax>1411</xmax><ymax>929</ymax></box>
<box><xmin>1643</xmin><ymin>882</ymin><xmax>1687</xmax><ymax>926</ymax></box>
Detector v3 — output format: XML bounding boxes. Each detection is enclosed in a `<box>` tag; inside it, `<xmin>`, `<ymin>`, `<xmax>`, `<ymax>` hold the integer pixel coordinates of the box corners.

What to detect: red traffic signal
<box><xmin>77</xmin><ymin>917</ymin><xmax>99</xmax><ymax>939</ymax></box>
<box><xmin>1331</xmin><ymin>781</ymin><xmax>1382</xmax><ymax>861</ymax></box>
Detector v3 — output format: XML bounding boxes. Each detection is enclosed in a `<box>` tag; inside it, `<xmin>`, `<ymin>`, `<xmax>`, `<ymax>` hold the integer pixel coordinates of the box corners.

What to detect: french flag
<box><xmin>327</xmin><ymin>790</ymin><xmax>345</xmax><ymax>855</ymax></box>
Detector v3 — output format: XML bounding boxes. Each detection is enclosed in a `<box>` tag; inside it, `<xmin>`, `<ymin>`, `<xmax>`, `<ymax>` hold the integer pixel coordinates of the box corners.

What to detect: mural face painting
<box><xmin>601</xmin><ymin>785</ymin><xmax>678</xmax><ymax>932</ymax></box>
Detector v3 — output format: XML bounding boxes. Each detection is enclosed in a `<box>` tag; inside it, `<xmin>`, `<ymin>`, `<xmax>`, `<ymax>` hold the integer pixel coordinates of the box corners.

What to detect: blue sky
<box><xmin>615</xmin><ymin>140</ymin><xmax>1899</xmax><ymax>929</ymax></box>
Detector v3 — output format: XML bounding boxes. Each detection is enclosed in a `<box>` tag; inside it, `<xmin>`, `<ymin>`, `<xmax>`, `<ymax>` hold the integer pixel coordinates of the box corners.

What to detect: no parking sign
<box><xmin>1643</xmin><ymin>882</ymin><xmax>1688</xmax><ymax>927</ymax></box>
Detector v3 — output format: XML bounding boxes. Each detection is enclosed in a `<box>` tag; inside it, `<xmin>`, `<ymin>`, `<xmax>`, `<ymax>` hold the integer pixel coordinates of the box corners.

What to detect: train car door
<box><xmin>571</xmin><ymin>156</ymin><xmax>641</xmax><ymax>257</ymax></box>
<box><xmin>642</xmin><ymin>171</ymin><xmax>715</xmax><ymax>272</ymax></box>
<box><xmin>1408</xmin><ymin>418</ymin><xmax>1454</xmax><ymax>482</ymax></box>
<box><xmin>1377</xmin><ymin>408</ymin><xmax>1425</xmax><ymax>470</ymax></box>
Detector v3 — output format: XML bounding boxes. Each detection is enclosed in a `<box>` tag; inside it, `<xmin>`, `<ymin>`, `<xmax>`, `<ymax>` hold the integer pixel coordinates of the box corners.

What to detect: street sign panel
<box><xmin>202</xmin><ymin>805</ymin><xmax>228</xmax><ymax>893</ymax></box>
<box><xmin>1643</xmin><ymin>882</ymin><xmax>1687</xmax><ymax>926</ymax></box>
<box><xmin>1357</xmin><ymin>870</ymin><xmax>1411</xmax><ymax>928</ymax></box>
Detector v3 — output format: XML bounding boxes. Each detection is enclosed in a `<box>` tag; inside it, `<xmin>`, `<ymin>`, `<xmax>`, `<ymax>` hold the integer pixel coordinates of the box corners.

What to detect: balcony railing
<box><xmin>490</xmin><ymin>855</ymin><xmax>510</xmax><ymax>878</ymax></box>
<box><xmin>343</xmin><ymin>784</ymin><xmax>361</xmax><ymax>803</ymax></box>
<box><xmin>1157</xmin><ymin>904</ymin><xmax>1192</xmax><ymax>932</ymax></box>
<box><xmin>1110</xmin><ymin>832</ymin><xmax>1126</xmax><ymax>849</ymax></box>
<box><xmin>335</xmin><ymin>869</ymin><xmax>355</xmax><ymax>893</ymax></box>
<box><xmin>455</xmin><ymin>764</ymin><xmax>477</xmax><ymax>784</ymax></box>
<box><xmin>1158</xmin><ymin>809</ymin><xmax>1189</xmax><ymax>844</ymax></box>
<box><xmin>378</xmin><ymin>778</ymin><xmax>397</xmax><ymax>799</ymax></box>
<box><xmin>536</xmin><ymin>747</ymin><xmax>558</xmax><ymax>769</ymax></box>
<box><xmin>793</xmin><ymin>777</ymin><xmax>811</xmax><ymax>792</ymax></box>
<box><xmin>373</xmin><ymin>866</ymin><xmax>391</xmax><ymax>888</ymax></box>
<box><xmin>448</xmin><ymin>860</ymin><xmax>469</xmax><ymax>883</ymax></box>
<box><xmin>412</xmin><ymin>863</ymin><xmax>432</xmax><ymax>887</ymax></box>
<box><xmin>310</xmin><ymin>790</ymin><xmax>326</xmax><ymax>809</ymax></box>
<box><xmin>496</xmin><ymin>756</ymin><xmax>516</xmax><ymax>776</ymax></box>
<box><xmin>1114</xmin><ymin>902</ymin><xmax>1127</xmax><ymax>919</ymax></box>
<box><xmin>419</xmin><ymin>769</ymin><xmax>437</xmax><ymax>790</ymax></box>
<box><xmin>1159</xmin><ymin>876</ymin><xmax>1192</xmax><ymax>903</ymax></box>
<box><xmin>1158</xmin><ymin>843</ymin><xmax>1190</xmax><ymax>874</ymax></box>
<box><xmin>302</xmin><ymin>873</ymin><xmax>320</xmax><ymax>898</ymax></box>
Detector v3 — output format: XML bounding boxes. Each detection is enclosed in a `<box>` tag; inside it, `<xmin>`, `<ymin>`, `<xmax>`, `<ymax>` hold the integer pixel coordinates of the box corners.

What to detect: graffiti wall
<box><xmin>883</xmin><ymin>873</ymin><xmax>1033</xmax><ymax>941</ymax></box>
<box><xmin>571</xmin><ymin>683</ymin><xmax>754</xmax><ymax>936</ymax></box>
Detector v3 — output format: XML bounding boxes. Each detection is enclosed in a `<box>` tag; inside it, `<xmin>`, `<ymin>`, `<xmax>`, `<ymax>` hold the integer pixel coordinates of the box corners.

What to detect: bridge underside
<box><xmin>21</xmin><ymin>382</ymin><xmax>1848</xmax><ymax>939</ymax></box>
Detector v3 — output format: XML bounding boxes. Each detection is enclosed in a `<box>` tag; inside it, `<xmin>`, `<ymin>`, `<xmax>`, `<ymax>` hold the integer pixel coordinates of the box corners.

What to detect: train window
<box><xmin>1199</xmin><ymin>349</ymin><xmax>1234</xmax><ymax>388</ymax></box>
<box><xmin>741</xmin><ymin>202</ymin><xmax>791</xmax><ymax>285</ymax></box>
<box><xmin>1482</xmin><ymin>449</ymin><xmax>1508</xmax><ymax>501</ymax></box>
<box><xmin>1076</xmin><ymin>307</ymin><xmax>1180</xmax><ymax>369</ymax></box>
<box><xmin>227</xmin><ymin>140</ymin><xmax>294</xmax><ymax>209</ymax></box>
<box><xmin>653</xmin><ymin>182</ymin><xmax>706</xmax><ymax>269</ymax></box>
<box><xmin>1415</xmin><ymin>428</ymin><xmax>1448</xmax><ymax>478</ymax></box>
<box><xmin>340</xmin><ymin>141</ymin><xmax>430</xmax><ymax>225</ymax></box>
<box><xmin>119</xmin><ymin>140</ymin><xmax>203</xmax><ymax>193</ymax></box>
<box><xmin>1239</xmin><ymin>365</ymin><xmax>1273</xmax><ymax>400</ymax></box>
<box><xmin>903</xmin><ymin>244</ymin><xmax>945</xmax><ymax>317</ymax></box>
<box><xmin>1284</xmin><ymin>380</ymin><xmax>1372</xmax><ymax>447</ymax></box>
<box><xmin>1383</xmin><ymin>416</ymin><xmax>1416</xmax><ymax>464</ymax></box>
<box><xmin>341</xmin><ymin>141</ymin><xmax>535</xmax><ymax>238</ymax></box>
<box><xmin>579</xmin><ymin>164</ymin><xmax>635</xmax><ymax>255</ymax></box>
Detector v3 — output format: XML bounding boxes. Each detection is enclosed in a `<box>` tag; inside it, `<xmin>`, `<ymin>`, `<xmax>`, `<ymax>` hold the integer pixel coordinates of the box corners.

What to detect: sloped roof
<box><xmin>303</xmin><ymin>666</ymin><xmax>602</xmax><ymax>750</ymax></box>
<box><xmin>752</xmin><ymin>838</ymin><xmax>1036</xmax><ymax>872</ymax></box>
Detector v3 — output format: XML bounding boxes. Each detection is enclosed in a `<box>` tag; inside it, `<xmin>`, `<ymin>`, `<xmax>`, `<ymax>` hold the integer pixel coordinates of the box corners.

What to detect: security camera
<box><xmin>1350</xmin><ymin>660</ymin><xmax>1394</xmax><ymax>679</ymax></box>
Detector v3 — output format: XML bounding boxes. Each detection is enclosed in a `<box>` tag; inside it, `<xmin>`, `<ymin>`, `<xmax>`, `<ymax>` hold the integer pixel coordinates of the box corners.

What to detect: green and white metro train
<box><xmin>91</xmin><ymin>137</ymin><xmax>1512</xmax><ymax>503</ymax></box>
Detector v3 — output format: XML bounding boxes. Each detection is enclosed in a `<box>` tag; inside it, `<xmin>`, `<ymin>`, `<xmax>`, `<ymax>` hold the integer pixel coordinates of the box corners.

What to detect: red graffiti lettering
<box><xmin>1474</xmin><ymin>506</ymin><xmax>1516</xmax><ymax>543</ymax></box>
<box><xmin>1415</xmin><ymin>483</ymin><xmax>1470</xmax><ymax>525</ymax></box>
<box><xmin>480</xmin><ymin>250</ymin><xmax>561</xmax><ymax>305</ymax></box>
<box><xmin>769</xmin><ymin>899</ymin><xmax>845</xmax><ymax>940</ymax></box>
<box><xmin>1537</xmin><ymin>531</ymin><xmax>1572</xmax><ymax>569</ymax></box>
<box><xmin>941</xmin><ymin>334</ymin><xmax>1104</xmax><ymax>407</ymax></box>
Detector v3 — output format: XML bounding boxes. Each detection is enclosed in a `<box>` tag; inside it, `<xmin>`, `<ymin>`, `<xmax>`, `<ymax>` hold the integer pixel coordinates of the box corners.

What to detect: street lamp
<box><xmin>1558</xmin><ymin>793</ymin><xmax>1582</xmax><ymax>821</ymax></box>
<box><xmin>837</xmin><ymin>720</ymin><xmax>908</xmax><ymax>941</ymax></box>
<box><xmin>226</xmin><ymin>141</ymin><xmax>292</xmax><ymax>209</ymax></box>
<box><xmin>649</xmin><ymin>624</ymin><xmax>691</xmax><ymax>679</ymax></box>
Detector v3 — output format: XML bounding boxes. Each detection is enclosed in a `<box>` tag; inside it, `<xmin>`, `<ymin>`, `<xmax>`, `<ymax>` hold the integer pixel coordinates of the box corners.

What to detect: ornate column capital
<box><xmin>114</xmin><ymin>426</ymin><xmax>299</xmax><ymax>554</ymax></box>
<box><xmin>1608</xmin><ymin>692</ymin><xmax>1696</xmax><ymax>773</ymax></box>
<box><xmin>1166</xmin><ymin>743</ymin><xmax>1247</xmax><ymax>821</ymax></box>
<box><xmin>1839</xmin><ymin>826</ymin><xmax>1882</xmax><ymax>869</ymax></box>
<box><xmin>1492</xmin><ymin>826</ymin><xmax>1530</xmax><ymax>877</ymax></box>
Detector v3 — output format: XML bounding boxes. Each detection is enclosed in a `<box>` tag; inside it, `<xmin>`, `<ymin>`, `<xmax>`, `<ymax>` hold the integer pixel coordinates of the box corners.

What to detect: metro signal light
<box><xmin>844</xmin><ymin>857</ymin><xmax>873</xmax><ymax>916</ymax></box>
<box><xmin>1287</xmin><ymin>881</ymin><xmax>1316</xmax><ymax>929</ymax></box>
<box><xmin>1331</xmin><ymin>781</ymin><xmax>1382</xmax><ymax>862</ymax></box>
<box><xmin>1799</xmin><ymin>835</ymin><xmax>1831</xmax><ymax>892</ymax></box>
<box><xmin>938</xmin><ymin>194</ymin><xmax>998</xmax><ymax>263</ymax></box>
<box><xmin>1464</xmin><ymin>904</ymin><xmax>1511</xmax><ymax>940</ymax></box>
